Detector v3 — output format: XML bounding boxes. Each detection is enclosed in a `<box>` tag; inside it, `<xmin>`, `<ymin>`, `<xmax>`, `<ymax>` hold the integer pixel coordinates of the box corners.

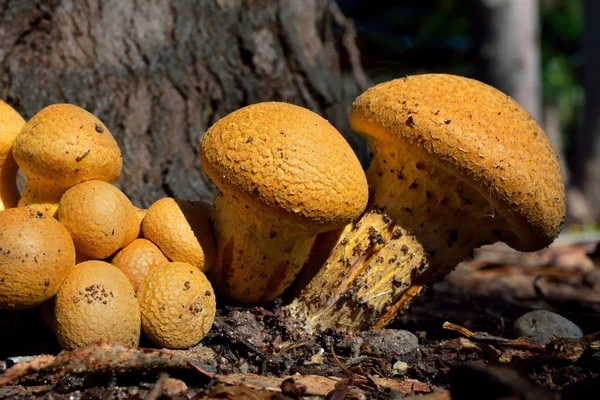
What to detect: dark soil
<box><xmin>1</xmin><ymin>244</ymin><xmax>599</xmax><ymax>399</ymax></box>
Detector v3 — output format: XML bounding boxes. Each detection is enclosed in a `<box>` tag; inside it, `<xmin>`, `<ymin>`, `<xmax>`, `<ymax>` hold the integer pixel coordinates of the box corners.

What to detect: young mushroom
<box><xmin>141</xmin><ymin>198</ymin><xmax>215</xmax><ymax>273</ymax></box>
<box><xmin>11</xmin><ymin>104</ymin><xmax>122</xmax><ymax>216</ymax></box>
<box><xmin>200</xmin><ymin>102</ymin><xmax>368</xmax><ymax>303</ymax></box>
<box><xmin>111</xmin><ymin>238</ymin><xmax>169</xmax><ymax>292</ymax></box>
<box><xmin>58</xmin><ymin>180</ymin><xmax>140</xmax><ymax>259</ymax></box>
<box><xmin>137</xmin><ymin>261</ymin><xmax>216</xmax><ymax>349</ymax></box>
<box><xmin>286</xmin><ymin>74</ymin><xmax>566</xmax><ymax>332</ymax></box>
<box><xmin>0</xmin><ymin>207</ymin><xmax>76</xmax><ymax>309</ymax></box>
<box><xmin>55</xmin><ymin>260</ymin><xmax>141</xmax><ymax>350</ymax></box>
<box><xmin>0</xmin><ymin>100</ymin><xmax>25</xmax><ymax>211</ymax></box>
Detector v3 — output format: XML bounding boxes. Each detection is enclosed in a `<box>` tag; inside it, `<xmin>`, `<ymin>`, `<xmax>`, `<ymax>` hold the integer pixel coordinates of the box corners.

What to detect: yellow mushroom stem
<box><xmin>286</xmin><ymin>137</ymin><xmax>515</xmax><ymax>332</ymax></box>
<box><xmin>0</xmin><ymin>148</ymin><xmax>19</xmax><ymax>210</ymax></box>
<box><xmin>18</xmin><ymin>183</ymin><xmax>68</xmax><ymax>215</ymax></box>
<box><xmin>209</xmin><ymin>193</ymin><xmax>318</xmax><ymax>304</ymax></box>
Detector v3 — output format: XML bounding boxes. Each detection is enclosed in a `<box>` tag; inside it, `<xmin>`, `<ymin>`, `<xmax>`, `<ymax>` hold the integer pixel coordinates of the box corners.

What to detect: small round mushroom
<box><xmin>0</xmin><ymin>100</ymin><xmax>25</xmax><ymax>211</ymax></box>
<box><xmin>55</xmin><ymin>260</ymin><xmax>141</xmax><ymax>350</ymax></box>
<box><xmin>12</xmin><ymin>104</ymin><xmax>122</xmax><ymax>216</ymax></box>
<box><xmin>137</xmin><ymin>261</ymin><xmax>216</xmax><ymax>349</ymax></box>
<box><xmin>141</xmin><ymin>198</ymin><xmax>215</xmax><ymax>273</ymax></box>
<box><xmin>287</xmin><ymin>74</ymin><xmax>566</xmax><ymax>332</ymax></box>
<box><xmin>200</xmin><ymin>102</ymin><xmax>368</xmax><ymax>303</ymax></box>
<box><xmin>58</xmin><ymin>180</ymin><xmax>140</xmax><ymax>259</ymax></box>
<box><xmin>111</xmin><ymin>238</ymin><xmax>169</xmax><ymax>292</ymax></box>
<box><xmin>0</xmin><ymin>207</ymin><xmax>76</xmax><ymax>309</ymax></box>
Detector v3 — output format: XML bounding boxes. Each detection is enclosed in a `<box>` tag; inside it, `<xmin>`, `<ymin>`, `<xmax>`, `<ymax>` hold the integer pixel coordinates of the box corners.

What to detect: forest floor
<box><xmin>0</xmin><ymin>235</ymin><xmax>599</xmax><ymax>399</ymax></box>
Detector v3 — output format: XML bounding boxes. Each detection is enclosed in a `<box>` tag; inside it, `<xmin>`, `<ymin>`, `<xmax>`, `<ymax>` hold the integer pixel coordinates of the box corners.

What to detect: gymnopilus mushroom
<box><xmin>200</xmin><ymin>102</ymin><xmax>368</xmax><ymax>304</ymax></box>
<box><xmin>285</xmin><ymin>74</ymin><xmax>566</xmax><ymax>332</ymax></box>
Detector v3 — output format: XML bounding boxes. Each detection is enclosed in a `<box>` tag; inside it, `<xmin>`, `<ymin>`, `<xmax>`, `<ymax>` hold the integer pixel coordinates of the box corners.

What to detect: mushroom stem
<box><xmin>286</xmin><ymin>138</ymin><xmax>512</xmax><ymax>332</ymax></box>
<box><xmin>0</xmin><ymin>153</ymin><xmax>19</xmax><ymax>210</ymax></box>
<box><xmin>18</xmin><ymin>182</ymin><xmax>68</xmax><ymax>215</ymax></box>
<box><xmin>209</xmin><ymin>193</ymin><xmax>317</xmax><ymax>304</ymax></box>
<box><xmin>0</xmin><ymin>100</ymin><xmax>25</xmax><ymax>211</ymax></box>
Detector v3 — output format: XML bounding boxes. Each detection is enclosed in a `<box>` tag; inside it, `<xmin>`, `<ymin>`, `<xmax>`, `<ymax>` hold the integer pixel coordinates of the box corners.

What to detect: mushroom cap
<box><xmin>55</xmin><ymin>260</ymin><xmax>141</xmax><ymax>350</ymax></box>
<box><xmin>349</xmin><ymin>74</ymin><xmax>565</xmax><ymax>251</ymax></box>
<box><xmin>0</xmin><ymin>207</ymin><xmax>76</xmax><ymax>309</ymax></box>
<box><xmin>12</xmin><ymin>103</ymin><xmax>122</xmax><ymax>187</ymax></box>
<box><xmin>200</xmin><ymin>102</ymin><xmax>368</xmax><ymax>230</ymax></box>
<box><xmin>141</xmin><ymin>198</ymin><xmax>215</xmax><ymax>273</ymax></box>
<box><xmin>0</xmin><ymin>101</ymin><xmax>26</xmax><ymax>210</ymax></box>
<box><xmin>111</xmin><ymin>238</ymin><xmax>169</xmax><ymax>292</ymax></box>
<box><xmin>58</xmin><ymin>180</ymin><xmax>140</xmax><ymax>259</ymax></box>
<box><xmin>138</xmin><ymin>261</ymin><xmax>216</xmax><ymax>349</ymax></box>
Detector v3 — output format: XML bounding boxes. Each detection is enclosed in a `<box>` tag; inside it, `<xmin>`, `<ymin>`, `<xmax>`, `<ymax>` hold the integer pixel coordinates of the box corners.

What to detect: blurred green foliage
<box><xmin>541</xmin><ymin>0</ymin><xmax>583</xmax><ymax>144</ymax></box>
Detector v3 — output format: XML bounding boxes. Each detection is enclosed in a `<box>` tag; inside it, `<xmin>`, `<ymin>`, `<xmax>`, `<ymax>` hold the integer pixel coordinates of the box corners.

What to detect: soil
<box><xmin>0</xmin><ymin>240</ymin><xmax>599</xmax><ymax>399</ymax></box>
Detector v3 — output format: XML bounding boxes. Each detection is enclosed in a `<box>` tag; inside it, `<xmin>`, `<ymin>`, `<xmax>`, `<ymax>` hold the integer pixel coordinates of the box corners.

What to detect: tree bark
<box><xmin>0</xmin><ymin>0</ymin><xmax>358</xmax><ymax>207</ymax></box>
<box><xmin>473</xmin><ymin>0</ymin><xmax>542</xmax><ymax>123</ymax></box>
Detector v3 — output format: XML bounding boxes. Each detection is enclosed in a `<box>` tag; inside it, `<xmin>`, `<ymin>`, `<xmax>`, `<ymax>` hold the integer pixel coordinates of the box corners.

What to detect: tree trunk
<box><xmin>0</xmin><ymin>0</ymin><xmax>359</xmax><ymax>207</ymax></box>
<box><xmin>473</xmin><ymin>0</ymin><xmax>542</xmax><ymax>123</ymax></box>
<box><xmin>569</xmin><ymin>0</ymin><xmax>600</xmax><ymax>222</ymax></box>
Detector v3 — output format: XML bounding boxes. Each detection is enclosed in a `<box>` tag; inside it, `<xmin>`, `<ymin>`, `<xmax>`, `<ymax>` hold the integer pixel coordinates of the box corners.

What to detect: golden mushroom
<box><xmin>58</xmin><ymin>180</ymin><xmax>140</xmax><ymax>259</ymax></box>
<box><xmin>12</xmin><ymin>104</ymin><xmax>122</xmax><ymax>216</ymax></box>
<box><xmin>111</xmin><ymin>238</ymin><xmax>169</xmax><ymax>292</ymax></box>
<box><xmin>287</xmin><ymin>74</ymin><xmax>566</xmax><ymax>332</ymax></box>
<box><xmin>200</xmin><ymin>102</ymin><xmax>368</xmax><ymax>304</ymax></box>
<box><xmin>55</xmin><ymin>260</ymin><xmax>141</xmax><ymax>350</ymax></box>
<box><xmin>0</xmin><ymin>207</ymin><xmax>76</xmax><ymax>309</ymax></box>
<box><xmin>137</xmin><ymin>261</ymin><xmax>216</xmax><ymax>349</ymax></box>
<box><xmin>141</xmin><ymin>198</ymin><xmax>215</xmax><ymax>273</ymax></box>
<box><xmin>0</xmin><ymin>100</ymin><xmax>25</xmax><ymax>211</ymax></box>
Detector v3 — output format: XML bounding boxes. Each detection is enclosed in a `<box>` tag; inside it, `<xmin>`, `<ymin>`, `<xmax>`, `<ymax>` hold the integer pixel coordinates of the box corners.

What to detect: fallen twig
<box><xmin>443</xmin><ymin>321</ymin><xmax>600</xmax><ymax>363</ymax></box>
<box><xmin>0</xmin><ymin>341</ymin><xmax>430</xmax><ymax>396</ymax></box>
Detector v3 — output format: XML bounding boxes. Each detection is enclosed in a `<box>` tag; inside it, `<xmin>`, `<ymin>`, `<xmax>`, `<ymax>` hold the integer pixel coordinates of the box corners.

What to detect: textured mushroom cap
<box><xmin>58</xmin><ymin>180</ymin><xmax>140</xmax><ymax>259</ymax></box>
<box><xmin>350</xmin><ymin>74</ymin><xmax>565</xmax><ymax>251</ymax></box>
<box><xmin>111</xmin><ymin>238</ymin><xmax>169</xmax><ymax>292</ymax></box>
<box><xmin>0</xmin><ymin>101</ymin><xmax>25</xmax><ymax>210</ymax></box>
<box><xmin>141</xmin><ymin>198</ymin><xmax>215</xmax><ymax>273</ymax></box>
<box><xmin>55</xmin><ymin>260</ymin><xmax>141</xmax><ymax>350</ymax></box>
<box><xmin>138</xmin><ymin>261</ymin><xmax>216</xmax><ymax>349</ymax></box>
<box><xmin>12</xmin><ymin>103</ymin><xmax>122</xmax><ymax>187</ymax></box>
<box><xmin>0</xmin><ymin>207</ymin><xmax>76</xmax><ymax>309</ymax></box>
<box><xmin>200</xmin><ymin>102</ymin><xmax>368</xmax><ymax>230</ymax></box>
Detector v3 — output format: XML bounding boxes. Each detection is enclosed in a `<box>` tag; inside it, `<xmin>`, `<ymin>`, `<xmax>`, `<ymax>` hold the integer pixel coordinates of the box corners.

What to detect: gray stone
<box><xmin>513</xmin><ymin>310</ymin><xmax>583</xmax><ymax>344</ymax></box>
<box><xmin>361</xmin><ymin>329</ymin><xmax>420</xmax><ymax>362</ymax></box>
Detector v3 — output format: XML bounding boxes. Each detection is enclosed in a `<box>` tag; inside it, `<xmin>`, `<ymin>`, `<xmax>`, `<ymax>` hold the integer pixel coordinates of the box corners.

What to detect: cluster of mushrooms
<box><xmin>0</xmin><ymin>74</ymin><xmax>566</xmax><ymax>351</ymax></box>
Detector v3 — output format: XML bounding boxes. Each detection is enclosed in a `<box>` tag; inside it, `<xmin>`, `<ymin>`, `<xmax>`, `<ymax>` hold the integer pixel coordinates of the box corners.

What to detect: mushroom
<box><xmin>11</xmin><ymin>104</ymin><xmax>122</xmax><ymax>216</ymax></box>
<box><xmin>133</xmin><ymin>206</ymin><xmax>147</xmax><ymax>233</ymax></box>
<box><xmin>58</xmin><ymin>180</ymin><xmax>140</xmax><ymax>259</ymax></box>
<box><xmin>199</xmin><ymin>102</ymin><xmax>368</xmax><ymax>303</ymax></box>
<box><xmin>0</xmin><ymin>100</ymin><xmax>25</xmax><ymax>211</ymax></box>
<box><xmin>286</xmin><ymin>74</ymin><xmax>566</xmax><ymax>332</ymax></box>
<box><xmin>0</xmin><ymin>207</ymin><xmax>76</xmax><ymax>309</ymax></box>
<box><xmin>141</xmin><ymin>198</ymin><xmax>215</xmax><ymax>273</ymax></box>
<box><xmin>137</xmin><ymin>261</ymin><xmax>216</xmax><ymax>349</ymax></box>
<box><xmin>111</xmin><ymin>238</ymin><xmax>169</xmax><ymax>292</ymax></box>
<box><xmin>55</xmin><ymin>260</ymin><xmax>141</xmax><ymax>350</ymax></box>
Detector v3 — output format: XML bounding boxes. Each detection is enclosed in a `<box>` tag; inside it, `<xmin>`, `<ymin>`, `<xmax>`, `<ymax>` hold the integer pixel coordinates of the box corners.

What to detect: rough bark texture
<box><xmin>0</xmin><ymin>0</ymin><xmax>358</xmax><ymax>207</ymax></box>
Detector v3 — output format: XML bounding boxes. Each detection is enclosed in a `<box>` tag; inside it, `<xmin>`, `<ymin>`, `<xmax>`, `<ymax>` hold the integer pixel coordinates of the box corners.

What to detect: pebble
<box><xmin>513</xmin><ymin>310</ymin><xmax>583</xmax><ymax>344</ymax></box>
<box><xmin>392</xmin><ymin>360</ymin><xmax>409</xmax><ymax>376</ymax></box>
<box><xmin>361</xmin><ymin>329</ymin><xmax>419</xmax><ymax>362</ymax></box>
